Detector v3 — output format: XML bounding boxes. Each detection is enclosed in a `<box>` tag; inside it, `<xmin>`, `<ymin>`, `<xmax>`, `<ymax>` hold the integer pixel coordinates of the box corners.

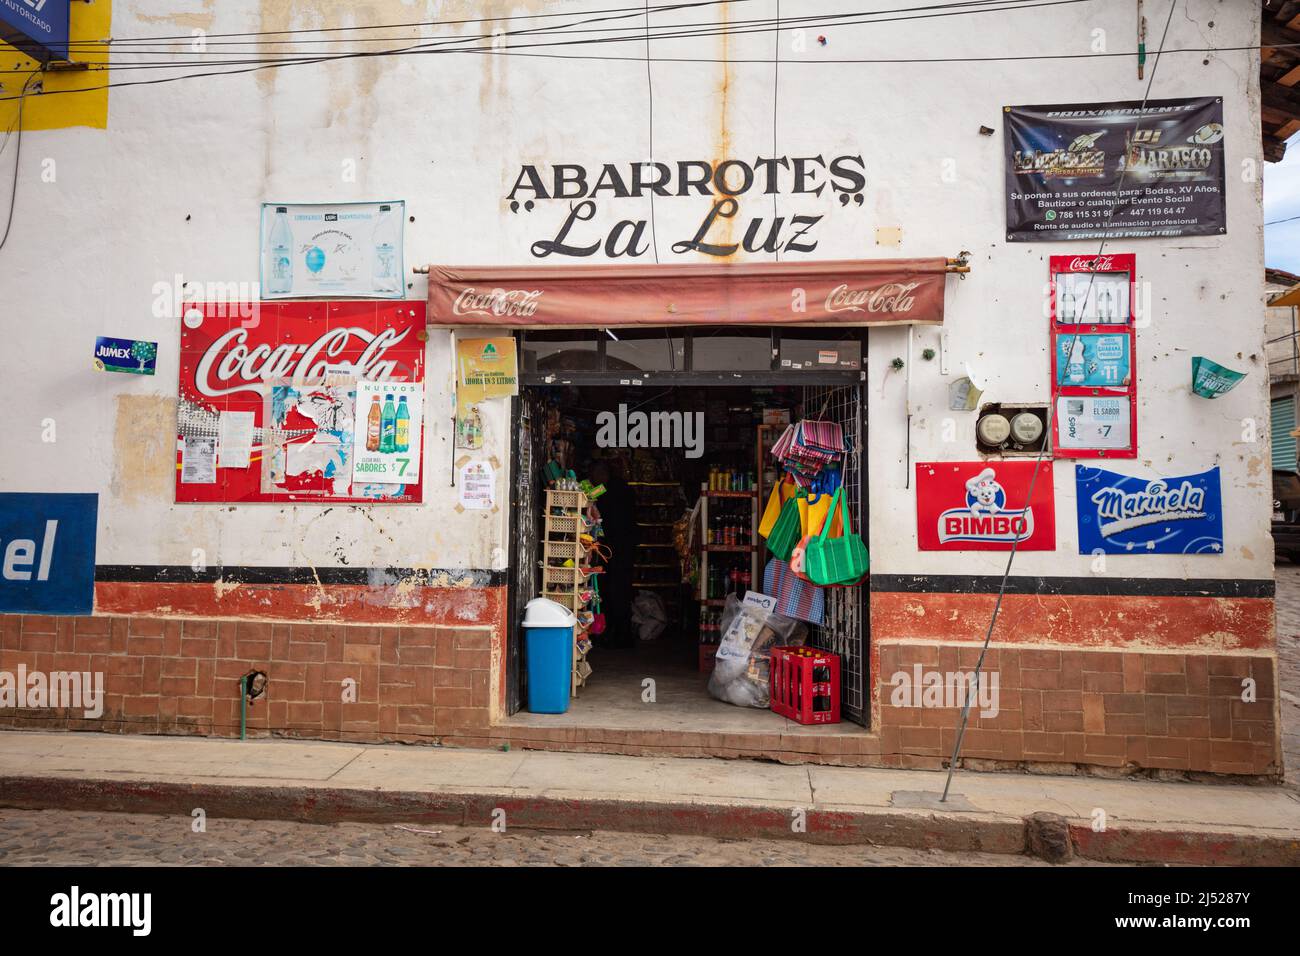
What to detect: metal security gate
<box><xmin>802</xmin><ymin>383</ymin><xmax>869</xmax><ymax>726</ymax></box>
<box><xmin>506</xmin><ymin>389</ymin><xmax>548</xmax><ymax>715</ymax></box>
<box><xmin>1272</xmin><ymin>396</ymin><xmax>1297</xmax><ymax>473</ymax></box>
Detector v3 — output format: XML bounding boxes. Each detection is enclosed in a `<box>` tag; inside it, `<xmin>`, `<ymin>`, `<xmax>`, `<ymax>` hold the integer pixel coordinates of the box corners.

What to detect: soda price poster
<box><xmin>1005</xmin><ymin>97</ymin><xmax>1226</xmax><ymax>242</ymax></box>
<box><xmin>915</xmin><ymin>461</ymin><xmax>1056</xmax><ymax>552</ymax></box>
<box><xmin>1053</xmin><ymin>333</ymin><xmax>1131</xmax><ymax>388</ymax></box>
<box><xmin>260</xmin><ymin>201</ymin><xmax>406</xmax><ymax>299</ymax></box>
<box><xmin>352</xmin><ymin>380</ymin><xmax>424</xmax><ymax>484</ymax></box>
<box><xmin>1075</xmin><ymin>465</ymin><xmax>1223</xmax><ymax>555</ymax></box>
<box><xmin>176</xmin><ymin>301</ymin><xmax>425</xmax><ymax>504</ymax></box>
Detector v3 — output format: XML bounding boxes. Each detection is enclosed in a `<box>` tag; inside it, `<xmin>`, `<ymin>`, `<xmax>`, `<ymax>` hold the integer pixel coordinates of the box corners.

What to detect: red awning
<box><xmin>426</xmin><ymin>257</ymin><xmax>950</xmax><ymax>329</ymax></box>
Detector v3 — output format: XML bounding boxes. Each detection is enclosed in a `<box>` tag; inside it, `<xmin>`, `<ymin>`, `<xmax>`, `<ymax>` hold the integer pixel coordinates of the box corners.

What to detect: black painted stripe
<box><xmin>869</xmin><ymin>574</ymin><xmax>1274</xmax><ymax>599</ymax></box>
<box><xmin>95</xmin><ymin>565</ymin><xmax>508</xmax><ymax>588</ymax></box>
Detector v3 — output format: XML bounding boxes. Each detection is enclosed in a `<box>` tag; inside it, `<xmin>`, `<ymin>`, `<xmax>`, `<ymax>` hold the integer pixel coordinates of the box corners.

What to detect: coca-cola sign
<box><xmin>194</xmin><ymin>326</ymin><xmax>410</xmax><ymax>398</ymax></box>
<box><xmin>177</xmin><ymin>301</ymin><xmax>425</xmax><ymax>504</ymax></box>
<box><xmin>452</xmin><ymin>288</ymin><xmax>543</xmax><ymax>318</ymax></box>
<box><xmin>824</xmin><ymin>282</ymin><xmax>919</xmax><ymax>315</ymax></box>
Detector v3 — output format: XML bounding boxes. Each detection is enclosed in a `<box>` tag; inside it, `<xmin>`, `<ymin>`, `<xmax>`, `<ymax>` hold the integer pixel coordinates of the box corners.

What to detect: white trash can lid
<box><xmin>522</xmin><ymin>597</ymin><xmax>577</xmax><ymax>628</ymax></box>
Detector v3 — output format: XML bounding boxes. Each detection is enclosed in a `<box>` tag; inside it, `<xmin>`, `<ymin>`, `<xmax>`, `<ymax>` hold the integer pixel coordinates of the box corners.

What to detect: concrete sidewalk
<box><xmin>0</xmin><ymin>731</ymin><xmax>1296</xmax><ymax>864</ymax></box>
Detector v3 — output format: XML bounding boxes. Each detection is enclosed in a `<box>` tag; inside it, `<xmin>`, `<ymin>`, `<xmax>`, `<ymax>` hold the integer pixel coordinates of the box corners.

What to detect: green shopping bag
<box><xmin>804</xmin><ymin>486</ymin><xmax>869</xmax><ymax>586</ymax></box>
<box><xmin>764</xmin><ymin>489</ymin><xmax>806</xmax><ymax>561</ymax></box>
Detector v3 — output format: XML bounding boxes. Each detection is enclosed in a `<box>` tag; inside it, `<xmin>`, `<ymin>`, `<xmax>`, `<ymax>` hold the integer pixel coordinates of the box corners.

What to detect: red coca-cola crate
<box><xmin>770</xmin><ymin>647</ymin><xmax>840</xmax><ymax>725</ymax></box>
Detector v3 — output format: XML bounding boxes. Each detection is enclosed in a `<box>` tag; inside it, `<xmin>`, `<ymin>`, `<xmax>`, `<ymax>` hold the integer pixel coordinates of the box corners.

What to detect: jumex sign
<box><xmin>0</xmin><ymin>493</ymin><xmax>97</xmax><ymax>614</ymax></box>
<box><xmin>0</xmin><ymin>0</ymin><xmax>69</xmax><ymax>62</ymax></box>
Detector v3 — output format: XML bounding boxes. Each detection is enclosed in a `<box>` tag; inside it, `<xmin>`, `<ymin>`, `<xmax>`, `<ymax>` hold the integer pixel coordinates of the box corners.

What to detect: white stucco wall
<box><xmin>0</xmin><ymin>0</ymin><xmax>1268</xmax><ymax>583</ymax></box>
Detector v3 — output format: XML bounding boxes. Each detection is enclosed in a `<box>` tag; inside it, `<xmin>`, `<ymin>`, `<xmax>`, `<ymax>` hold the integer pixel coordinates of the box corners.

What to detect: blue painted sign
<box><xmin>1075</xmin><ymin>466</ymin><xmax>1222</xmax><ymax>555</ymax></box>
<box><xmin>1055</xmin><ymin>333</ymin><xmax>1130</xmax><ymax>388</ymax></box>
<box><xmin>94</xmin><ymin>337</ymin><xmax>157</xmax><ymax>376</ymax></box>
<box><xmin>0</xmin><ymin>493</ymin><xmax>97</xmax><ymax>614</ymax></box>
<box><xmin>0</xmin><ymin>0</ymin><xmax>70</xmax><ymax>62</ymax></box>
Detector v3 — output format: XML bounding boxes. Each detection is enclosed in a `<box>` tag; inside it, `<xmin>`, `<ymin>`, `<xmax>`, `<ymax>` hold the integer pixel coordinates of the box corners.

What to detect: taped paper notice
<box><xmin>218</xmin><ymin>411</ymin><xmax>254</xmax><ymax>468</ymax></box>
<box><xmin>458</xmin><ymin>461</ymin><xmax>496</xmax><ymax>510</ymax></box>
<box><xmin>182</xmin><ymin>437</ymin><xmax>217</xmax><ymax>484</ymax></box>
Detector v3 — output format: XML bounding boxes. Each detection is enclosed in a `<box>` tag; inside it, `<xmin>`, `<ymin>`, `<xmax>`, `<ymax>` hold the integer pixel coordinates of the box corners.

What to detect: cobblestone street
<box><xmin>1270</xmin><ymin>564</ymin><xmax>1300</xmax><ymax>786</ymax></box>
<box><xmin>0</xmin><ymin>809</ymin><xmax>1101</xmax><ymax>867</ymax></box>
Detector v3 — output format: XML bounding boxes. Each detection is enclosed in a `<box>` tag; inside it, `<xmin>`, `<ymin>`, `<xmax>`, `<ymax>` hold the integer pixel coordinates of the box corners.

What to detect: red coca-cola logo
<box><xmin>193</xmin><ymin>326</ymin><xmax>410</xmax><ymax>398</ymax></box>
<box><xmin>1067</xmin><ymin>255</ymin><xmax>1115</xmax><ymax>272</ymax></box>
<box><xmin>824</xmin><ymin>282</ymin><xmax>919</xmax><ymax>315</ymax></box>
<box><xmin>452</xmin><ymin>287</ymin><xmax>543</xmax><ymax>317</ymax></box>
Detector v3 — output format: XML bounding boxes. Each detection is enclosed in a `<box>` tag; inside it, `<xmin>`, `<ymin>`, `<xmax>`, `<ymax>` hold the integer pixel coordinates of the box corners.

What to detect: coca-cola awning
<box><xmin>425</xmin><ymin>258</ymin><xmax>950</xmax><ymax>329</ymax></box>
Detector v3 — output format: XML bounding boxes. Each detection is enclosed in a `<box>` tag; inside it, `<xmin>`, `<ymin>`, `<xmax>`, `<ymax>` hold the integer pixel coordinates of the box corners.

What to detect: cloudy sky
<box><xmin>1266</xmin><ymin>133</ymin><xmax>1300</xmax><ymax>275</ymax></box>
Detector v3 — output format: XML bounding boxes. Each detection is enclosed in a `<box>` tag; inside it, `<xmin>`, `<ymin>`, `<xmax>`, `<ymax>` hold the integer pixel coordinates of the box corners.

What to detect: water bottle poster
<box><xmin>1053</xmin><ymin>333</ymin><xmax>1130</xmax><ymax>388</ymax></box>
<box><xmin>351</xmin><ymin>380</ymin><xmax>424</xmax><ymax>484</ymax></box>
<box><xmin>176</xmin><ymin>301</ymin><xmax>425</xmax><ymax>504</ymax></box>
<box><xmin>260</xmin><ymin>201</ymin><xmax>406</xmax><ymax>299</ymax></box>
<box><xmin>1075</xmin><ymin>465</ymin><xmax>1223</xmax><ymax>555</ymax></box>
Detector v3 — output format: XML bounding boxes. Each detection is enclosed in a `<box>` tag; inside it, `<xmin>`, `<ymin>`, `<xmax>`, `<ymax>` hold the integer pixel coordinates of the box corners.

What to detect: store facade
<box><xmin>0</xmin><ymin>1</ymin><xmax>1280</xmax><ymax>776</ymax></box>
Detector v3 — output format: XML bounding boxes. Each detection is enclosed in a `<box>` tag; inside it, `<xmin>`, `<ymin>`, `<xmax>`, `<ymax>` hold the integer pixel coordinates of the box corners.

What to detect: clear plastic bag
<box><xmin>707</xmin><ymin>592</ymin><xmax>807</xmax><ymax>708</ymax></box>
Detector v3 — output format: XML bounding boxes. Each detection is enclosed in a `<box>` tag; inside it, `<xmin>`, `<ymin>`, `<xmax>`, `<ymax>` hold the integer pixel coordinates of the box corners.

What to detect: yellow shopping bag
<box><xmin>758</xmin><ymin>477</ymin><xmax>797</xmax><ymax>538</ymax></box>
<box><xmin>798</xmin><ymin>492</ymin><xmax>843</xmax><ymax>538</ymax></box>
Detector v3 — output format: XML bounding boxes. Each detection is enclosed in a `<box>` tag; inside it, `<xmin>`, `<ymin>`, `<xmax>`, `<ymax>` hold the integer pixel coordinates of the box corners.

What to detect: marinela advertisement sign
<box><xmin>1075</xmin><ymin>465</ymin><xmax>1223</xmax><ymax>555</ymax></box>
<box><xmin>915</xmin><ymin>462</ymin><xmax>1056</xmax><ymax>552</ymax></box>
<box><xmin>1004</xmin><ymin>97</ymin><xmax>1226</xmax><ymax>242</ymax></box>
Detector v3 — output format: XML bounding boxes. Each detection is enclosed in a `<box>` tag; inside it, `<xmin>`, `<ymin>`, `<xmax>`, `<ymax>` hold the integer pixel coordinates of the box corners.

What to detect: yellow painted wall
<box><xmin>1</xmin><ymin>0</ymin><xmax>111</xmax><ymax>131</ymax></box>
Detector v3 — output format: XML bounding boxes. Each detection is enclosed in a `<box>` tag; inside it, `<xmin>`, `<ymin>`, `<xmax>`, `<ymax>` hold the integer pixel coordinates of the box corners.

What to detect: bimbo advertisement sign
<box><xmin>915</xmin><ymin>462</ymin><xmax>1056</xmax><ymax>551</ymax></box>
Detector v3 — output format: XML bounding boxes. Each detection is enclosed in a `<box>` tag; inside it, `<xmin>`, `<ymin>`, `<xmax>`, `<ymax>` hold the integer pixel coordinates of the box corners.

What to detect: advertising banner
<box><xmin>1005</xmin><ymin>97</ymin><xmax>1226</xmax><ymax>242</ymax></box>
<box><xmin>260</xmin><ymin>201</ymin><xmax>405</xmax><ymax>299</ymax></box>
<box><xmin>455</xmin><ymin>336</ymin><xmax>519</xmax><ymax>416</ymax></box>
<box><xmin>1190</xmin><ymin>356</ymin><xmax>1246</xmax><ymax>399</ymax></box>
<box><xmin>0</xmin><ymin>0</ymin><xmax>70</xmax><ymax>61</ymax></box>
<box><xmin>915</xmin><ymin>462</ymin><xmax>1056</xmax><ymax>551</ymax></box>
<box><xmin>176</xmin><ymin>301</ymin><xmax>425</xmax><ymax>503</ymax></box>
<box><xmin>1053</xmin><ymin>332</ymin><xmax>1130</xmax><ymax>388</ymax></box>
<box><xmin>352</xmin><ymin>380</ymin><xmax>424</xmax><ymax>484</ymax></box>
<box><xmin>93</xmin><ymin>336</ymin><xmax>157</xmax><ymax>376</ymax></box>
<box><xmin>1055</xmin><ymin>396</ymin><xmax>1132</xmax><ymax>453</ymax></box>
<box><xmin>1075</xmin><ymin>465</ymin><xmax>1223</xmax><ymax>555</ymax></box>
<box><xmin>0</xmin><ymin>492</ymin><xmax>97</xmax><ymax>615</ymax></box>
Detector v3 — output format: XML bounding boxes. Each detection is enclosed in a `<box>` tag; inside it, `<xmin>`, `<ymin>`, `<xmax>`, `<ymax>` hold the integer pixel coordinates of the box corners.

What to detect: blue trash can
<box><xmin>523</xmin><ymin>597</ymin><xmax>576</xmax><ymax>714</ymax></box>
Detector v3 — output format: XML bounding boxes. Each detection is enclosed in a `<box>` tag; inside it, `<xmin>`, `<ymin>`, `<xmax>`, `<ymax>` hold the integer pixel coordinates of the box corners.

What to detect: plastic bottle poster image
<box><xmin>261</xmin><ymin>201</ymin><xmax>405</xmax><ymax>299</ymax></box>
<box><xmin>1054</xmin><ymin>333</ymin><xmax>1131</xmax><ymax>388</ymax></box>
<box><xmin>352</xmin><ymin>381</ymin><xmax>423</xmax><ymax>484</ymax></box>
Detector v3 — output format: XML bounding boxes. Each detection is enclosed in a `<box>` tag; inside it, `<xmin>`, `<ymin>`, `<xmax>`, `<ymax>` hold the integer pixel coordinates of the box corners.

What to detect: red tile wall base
<box><xmin>0</xmin><ymin>614</ymin><xmax>495</xmax><ymax>740</ymax></box>
<box><xmin>876</xmin><ymin>642</ymin><xmax>1281</xmax><ymax>776</ymax></box>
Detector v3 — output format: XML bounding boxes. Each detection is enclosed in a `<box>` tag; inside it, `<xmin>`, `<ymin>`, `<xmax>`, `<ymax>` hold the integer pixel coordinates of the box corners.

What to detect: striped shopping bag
<box><xmin>763</xmin><ymin>557</ymin><xmax>825</xmax><ymax>625</ymax></box>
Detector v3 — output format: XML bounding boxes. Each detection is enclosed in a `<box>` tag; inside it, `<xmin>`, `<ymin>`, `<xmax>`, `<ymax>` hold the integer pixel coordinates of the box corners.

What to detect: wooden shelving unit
<box><xmin>541</xmin><ymin>488</ymin><xmax>592</xmax><ymax>696</ymax></box>
<box><xmin>629</xmin><ymin>481</ymin><xmax>685</xmax><ymax>617</ymax></box>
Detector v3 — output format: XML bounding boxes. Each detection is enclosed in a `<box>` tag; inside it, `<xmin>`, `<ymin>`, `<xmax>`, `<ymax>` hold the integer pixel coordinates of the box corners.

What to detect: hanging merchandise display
<box><xmin>763</xmin><ymin>556</ymin><xmax>825</xmax><ymax>625</ymax></box>
<box><xmin>803</xmin><ymin>486</ymin><xmax>870</xmax><ymax>587</ymax></box>
<box><xmin>764</xmin><ymin>489</ymin><xmax>806</xmax><ymax>561</ymax></box>
<box><xmin>1049</xmin><ymin>254</ymin><xmax>1138</xmax><ymax>459</ymax></box>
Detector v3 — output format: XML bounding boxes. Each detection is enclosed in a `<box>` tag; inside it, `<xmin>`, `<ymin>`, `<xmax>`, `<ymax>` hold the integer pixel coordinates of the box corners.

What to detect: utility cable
<box><xmin>940</xmin><ymin>0</ymin><xmax>1181</xmax><ymax>801</ymax></box>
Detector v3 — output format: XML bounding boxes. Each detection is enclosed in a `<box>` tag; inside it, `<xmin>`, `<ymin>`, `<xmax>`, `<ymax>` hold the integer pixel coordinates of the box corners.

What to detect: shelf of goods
<box><xmin>541</xmin><ymin>488</ymin><xmax>593</xmax><ymax>696</ymax></box>
<box><xmin>629</xmin><ymin>481</ymin><xmax>684</xmax><ymax>604</ymax></box>
<box><xmin>696</xmin><ymin>481</ymin><xmax>760</xmax><ymax>672</ymax></box>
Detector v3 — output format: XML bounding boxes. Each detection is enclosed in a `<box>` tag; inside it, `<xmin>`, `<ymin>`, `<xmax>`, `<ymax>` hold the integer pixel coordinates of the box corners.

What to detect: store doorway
<box><xmin>505</xmin><ymin>328</ymin><xmax>870</xmax><ymax>731</ymax></box>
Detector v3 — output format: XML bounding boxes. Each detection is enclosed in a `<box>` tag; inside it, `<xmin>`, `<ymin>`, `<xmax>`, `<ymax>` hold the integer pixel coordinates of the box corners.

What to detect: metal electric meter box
<box><xmin>0</xmin><ymin>0</ymin><xmax>71</xmax><ymax>62</ymax></box>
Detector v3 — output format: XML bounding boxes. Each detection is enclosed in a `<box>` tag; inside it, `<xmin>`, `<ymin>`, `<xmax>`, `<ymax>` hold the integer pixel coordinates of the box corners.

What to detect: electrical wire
<box><xmin>0</xmin><ymin>0</ymin><xmax>1100</xmax><ymax>96</ymax></box>
<box><xmin>644</xmin><ymin>0</ymin><xmax>660</xmax><ymax>264</ymax></box>
<box><xmin>0</xmin><ymin>72</ymin><xmax>39</xmax><ymax>254</ymax></box>
<box><xmin>940</xmin><ymin>0</ymin><xmax>1181</xmax><ymax>801</ymax></box>
<box><xmin>771</xmin><ymin>0</ymin><xmax>781</xmax><ymax>263</ymax></box>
